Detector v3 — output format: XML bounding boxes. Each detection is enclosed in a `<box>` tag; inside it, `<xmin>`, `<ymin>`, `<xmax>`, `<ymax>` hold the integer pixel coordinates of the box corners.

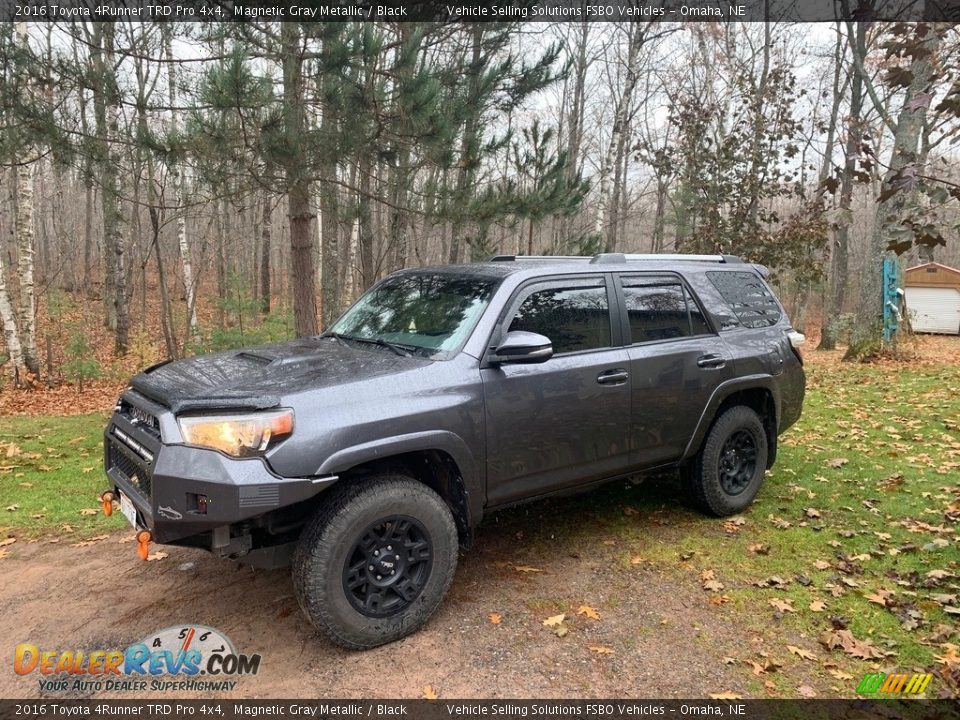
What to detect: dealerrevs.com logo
<box><xmin>14</xmin><ymin>625</ymin><xmax>261</xmax><ymax>693</ymax></box>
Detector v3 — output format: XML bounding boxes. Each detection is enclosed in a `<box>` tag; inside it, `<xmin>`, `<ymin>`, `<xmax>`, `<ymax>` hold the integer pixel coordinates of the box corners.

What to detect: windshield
<box><xmin>329</xmin><ymin>273</ymin><xmax>497</xmax><ymax>358</ymax></box>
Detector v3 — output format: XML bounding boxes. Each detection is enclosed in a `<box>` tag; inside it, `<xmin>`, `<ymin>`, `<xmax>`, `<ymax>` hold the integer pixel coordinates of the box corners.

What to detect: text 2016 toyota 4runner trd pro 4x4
<box><xmin>103</xmin><ymin>253</ymin><xmax>805</xmax><ymax>649</ymax></box>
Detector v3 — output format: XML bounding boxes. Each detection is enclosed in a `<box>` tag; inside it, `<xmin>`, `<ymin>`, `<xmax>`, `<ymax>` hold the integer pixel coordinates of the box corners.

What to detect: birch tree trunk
<box><xmin>14</xmin><ymin>22</ymin><xmax>38</xmax><ymax>376</ymax></box>
<box><xmin>0</xmin><ymin>250</ymin><xmax>26</xmax><ymax>384</ymax></box>
<box><xmin>593</xmin><ymin>22</ymin><xmax>643</xmax><ymax>249</ymax></box>
<box><xmin>15</xmin><ymin>154</ymin><xmax>38</xmax><ymax>376</ymax></box>
<box><xmin>164</xmin><ymin>26</ymin><xmax>199</xmax><ymax>346</ymax></box>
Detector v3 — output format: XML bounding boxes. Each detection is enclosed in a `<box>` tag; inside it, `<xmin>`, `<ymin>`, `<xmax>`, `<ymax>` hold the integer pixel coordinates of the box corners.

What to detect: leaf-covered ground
<box><xmin>0</xmin><ymin>338</ymin><xmax>957</xmax><ymax>698</ymax></box>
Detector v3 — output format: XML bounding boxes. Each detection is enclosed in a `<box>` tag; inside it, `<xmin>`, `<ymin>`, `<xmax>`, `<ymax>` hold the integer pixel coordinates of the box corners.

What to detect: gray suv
<box><xmin>102</xmin><ymin>253</ymin><xmax>805</xmax><ymax>648</ymax></box>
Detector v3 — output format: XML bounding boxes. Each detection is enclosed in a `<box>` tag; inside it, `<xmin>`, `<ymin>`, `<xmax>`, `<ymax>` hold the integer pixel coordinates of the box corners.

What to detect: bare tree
<box><xmin>164</xmin><ymin>25</ymin><xmax>199</xmax><ymax>347</ymax></box>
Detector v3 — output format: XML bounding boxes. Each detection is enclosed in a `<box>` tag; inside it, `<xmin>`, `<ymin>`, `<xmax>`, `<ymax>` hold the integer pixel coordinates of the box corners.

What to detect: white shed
<box><xmin>903</xmin><ymin>262</ymin><xmax>960</xmax><ymax>335</ymax></box>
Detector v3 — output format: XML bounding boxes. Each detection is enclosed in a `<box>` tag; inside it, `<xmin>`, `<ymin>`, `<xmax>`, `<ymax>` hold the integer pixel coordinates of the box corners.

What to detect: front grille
<box><xmin>118</xmin><ymin>400</ymin><xmax>161</xmax><ymax>439</ymax></box>
<box><xmin>108</xmin><ymin>436</ymin><xmax>153</xmax><ymax>500</ymax></box>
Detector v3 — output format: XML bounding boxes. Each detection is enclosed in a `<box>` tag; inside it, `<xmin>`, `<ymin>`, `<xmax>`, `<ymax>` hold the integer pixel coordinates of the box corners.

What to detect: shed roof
<box><xmin>904</xmin><ymin>262</ymin><xmax>960</xmax><ymax>289</ymax></box>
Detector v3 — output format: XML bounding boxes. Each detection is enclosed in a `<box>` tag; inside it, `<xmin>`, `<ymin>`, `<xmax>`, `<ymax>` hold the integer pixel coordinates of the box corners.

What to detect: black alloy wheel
<box><xmin>342</xmin><ymin>515</ymin><xmax>433</xmax><ymax>618</ymax></box>
<box><xmin>293</xmin><ymin>475</ymin><xmax>458</xmax><ymax>649</ymax></box>
<box><xmin>717</xmin><ymin>429</ymin><xmax>758</xmax><ymax>496</ymax></box>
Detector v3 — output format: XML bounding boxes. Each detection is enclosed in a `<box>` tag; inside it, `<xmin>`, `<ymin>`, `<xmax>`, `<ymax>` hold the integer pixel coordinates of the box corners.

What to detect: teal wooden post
<box><xmin>882</xmin><ymin>257</ymin><xmax>900</xmax><ymax>344</ymax></box>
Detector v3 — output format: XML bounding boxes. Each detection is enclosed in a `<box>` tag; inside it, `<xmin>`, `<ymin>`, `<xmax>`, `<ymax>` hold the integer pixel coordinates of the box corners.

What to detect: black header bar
<box><xmin>1</xmin><ymin>699</ymin><xmax>959</xmax><ymax>720</ymax></box>
<box><xmin>1</xmin><ymin>0</ymin><xmax>956</xmax><ymax>23</ymax></box>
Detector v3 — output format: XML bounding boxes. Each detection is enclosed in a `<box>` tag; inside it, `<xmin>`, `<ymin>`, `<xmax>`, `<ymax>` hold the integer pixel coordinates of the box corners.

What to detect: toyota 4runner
<box><xmin>102</xmin><ymin>253</ymin><xmax>805</xmax><ymax>649</ymax></box>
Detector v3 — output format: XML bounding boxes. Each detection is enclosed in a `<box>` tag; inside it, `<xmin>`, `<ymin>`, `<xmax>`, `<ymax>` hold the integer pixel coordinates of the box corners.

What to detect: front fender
<box><xmin>314</xmin><ymin>430</ymin><xmax>482</xmax><ymax>521</ymax></box>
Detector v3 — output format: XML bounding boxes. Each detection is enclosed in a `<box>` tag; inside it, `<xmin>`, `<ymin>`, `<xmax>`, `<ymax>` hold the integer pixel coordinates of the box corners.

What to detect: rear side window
<box><xmin>509</xmin><ymin>285</ymin><xmax>610</xmax><ymax>354</ymax></box>
<box><xmin>707</xmin><ymin>271</ymin><xmax>781</xmax><ymax>328</ymax></box>
<box><xmin>622</xmin><ymin>281</ymin><xmax>710</xmax><ymax>343</ymax></box>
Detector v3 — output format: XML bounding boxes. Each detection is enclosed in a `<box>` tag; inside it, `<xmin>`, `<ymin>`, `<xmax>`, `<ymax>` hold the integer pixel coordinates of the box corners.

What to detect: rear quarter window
<box><xmin>706</xmin><ymin>271</ymin><xmax>781</xmax><ymax>329</ymax></box>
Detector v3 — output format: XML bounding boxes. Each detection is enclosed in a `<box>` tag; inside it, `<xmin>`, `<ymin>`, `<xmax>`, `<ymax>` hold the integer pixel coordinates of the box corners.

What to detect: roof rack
<box><xmin>489</xmin><ymin>253</ymin><xmax>743</xmax><ymax>264</ymax></box>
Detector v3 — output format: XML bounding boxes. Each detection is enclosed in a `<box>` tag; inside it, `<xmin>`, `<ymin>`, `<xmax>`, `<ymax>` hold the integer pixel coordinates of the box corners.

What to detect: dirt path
<box><xmin>0</xmin><ymin>494</ymin><xmax>795</xmax><ymax>701</ymax></box>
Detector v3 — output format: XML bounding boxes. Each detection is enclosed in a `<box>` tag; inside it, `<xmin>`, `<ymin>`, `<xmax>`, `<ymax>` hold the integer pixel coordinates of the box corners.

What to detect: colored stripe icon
<box><xmin>856</xmin><ymin>672</ymin><xmax>933</xmax><ymax>695</ymax></box>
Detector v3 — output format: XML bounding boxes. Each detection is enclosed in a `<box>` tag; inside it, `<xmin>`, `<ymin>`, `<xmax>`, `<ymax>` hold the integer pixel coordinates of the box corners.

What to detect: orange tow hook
<box><xmin>136</xmin><ymin>530</ymin><xmax>152</xmax><ymax>561</ymax></box>
<box><xmin>100</xmin><ymin>491</ymin><xmax>115</xmax><ymax>517</ymax></box>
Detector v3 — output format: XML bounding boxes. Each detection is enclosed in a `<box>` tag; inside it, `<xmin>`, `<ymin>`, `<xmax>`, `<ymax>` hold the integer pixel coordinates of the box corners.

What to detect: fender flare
<box><xmin>680</xmin><ymin>375</ymin><xmax>780</xmax><ymax>463</ymax></box>
<box><xmin>314</xmin><ymin>430</ymin><xmax>482</xmax><ymax>524</ymax></box>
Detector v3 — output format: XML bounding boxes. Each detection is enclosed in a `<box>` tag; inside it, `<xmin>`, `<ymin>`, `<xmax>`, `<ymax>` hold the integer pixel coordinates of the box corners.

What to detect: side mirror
<box><xmin>490</xmin><ymin>331</ymin><xmax>553</xmax><ymax>365</ymax></box>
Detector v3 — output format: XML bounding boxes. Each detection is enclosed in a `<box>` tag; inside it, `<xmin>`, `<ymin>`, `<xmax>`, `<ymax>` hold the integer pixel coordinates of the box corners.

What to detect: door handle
<box><xmin>697</xmin><ymin>354</ymin><xmax>727</xmax><ymax>369</ymax></box>
<box><xmin>597</xmin><ymin>369</ymin><xmax>629</xmax><ymax>385</ymax></box>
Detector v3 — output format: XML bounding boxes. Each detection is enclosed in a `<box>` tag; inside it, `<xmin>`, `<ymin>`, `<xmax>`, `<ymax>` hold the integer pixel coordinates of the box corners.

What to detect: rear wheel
<box><xmin>682</xmin><ymin>405</ymin><xmax>768</xmax><ymax>517</ymax></box>
<box><xmin>292</xmin><ymin>475</ymin><xmax>458</xmax><ymax>649</ymax></box>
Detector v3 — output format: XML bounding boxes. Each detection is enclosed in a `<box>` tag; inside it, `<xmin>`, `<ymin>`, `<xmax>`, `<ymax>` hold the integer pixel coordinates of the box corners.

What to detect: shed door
<box><xmin>905</xmin><ymin>287</ymin><xmax>960</xmax><ymax>335</ymax></box>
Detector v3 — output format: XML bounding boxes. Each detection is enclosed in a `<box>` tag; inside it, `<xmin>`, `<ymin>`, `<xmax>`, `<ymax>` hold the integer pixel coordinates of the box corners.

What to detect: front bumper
<box><xmin>104</xmin><ymin>391</ymin><xmax>335</xmax><ymax>545</ymax></box>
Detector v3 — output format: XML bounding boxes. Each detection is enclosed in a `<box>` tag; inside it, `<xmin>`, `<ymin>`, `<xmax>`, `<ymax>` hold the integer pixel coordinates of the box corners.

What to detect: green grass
<box><xmin>485</xmin><ymin>356</ymin><xmax>960</xmax><ymax>692</ymax></box>
<box><xmin>0</xmin><ymin>413</ymin><xmax>126</xmax><ymax>539</ymax></box>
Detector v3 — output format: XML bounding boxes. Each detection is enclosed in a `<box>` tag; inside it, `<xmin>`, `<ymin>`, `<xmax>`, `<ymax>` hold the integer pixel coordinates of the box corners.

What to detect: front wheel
<box><xmin>682</xmin><ymin>405</ymin><xmax>768</xmax><ymax>517</ymax></box>
<box><xmin>292</xmin><ymin>475</ymin><xmax>459</xmax><ymax>649</ymax></box>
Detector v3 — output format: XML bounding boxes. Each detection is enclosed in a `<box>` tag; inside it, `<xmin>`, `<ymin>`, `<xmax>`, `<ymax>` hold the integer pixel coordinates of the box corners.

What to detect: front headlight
<box><xmin>177</xmin><ymin>409</ymin><xmax>294</xmax><ymax>458</ymax></box>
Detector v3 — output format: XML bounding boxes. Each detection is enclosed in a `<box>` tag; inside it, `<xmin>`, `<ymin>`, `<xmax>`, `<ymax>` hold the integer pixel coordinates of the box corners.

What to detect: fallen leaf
<box><xmin>827</xmin><ymin>458</ymin><xmax>849</xmax><ymax>468</ymax></box>
<box><xmin>787</xmin><ymin>645</ymin><xmax>817</xmax><ymax>661</ymax></box>
<box><xmin>146</xmin><ymin>551</ymin><xmax>168</xmax><ymax>562</ymax></box>
<box><xmin>819</xmin><ymin>628</ymin><xmax>883</xmax><ymax>660</ymax></box>
<box><xmin>588</xmin><ymin>645</ymin><xmax>614</xmax><ymax>654</ymax></box>
<box><xmin>513</xmin><ymin>565</ymin><xmax>543</xmax><ymax>573</ymax></box>
<box><xmin>755</xmin><ymin>575</ymin><xmax>790</xmax><ymax>589</ymax></box>
<box><xmin>798</xmin><ymin>684</ymin><xmax>817</xmax><ymax>698</ymax></box>
<box><xmin>421</xmin><ymin>686</ymin><xmax>438</xmax><ymax>700</ymax></box>
<box><xmin>630</xmin><ymin>556</ymin><xmax>645</xmax><ymax>565</ymax></box>
<box><xmin>865</xmin><ymin>589</ymin><xmax>894</xmax><ymax>607</ymax></box>
<box><xmin>0</xmin><ymin>549</ymin><xmax>9</xmax><ymax>560</ymax></box>
<box><xmin>5</xmin><ymin>505</ymin><xmax>18</xmax><ymax>512</ymax></box>
<box><xmin>769</xmin><ymin>598</ymin><xmax>796</xmax><ymax>613</ymax></box>
<box><xmin>748</xmin><ymin>543</ymin><xmax>770</xmax><ymax>555</ymax></box>
<box><xmin>810</xmin><ymin>600</ymin><xmax>827</xmax><ymax>612</ymax></box>
<box><xmin>934</xmin><ymin>644</ymin><xmax>960</xmax><ymax>670</ymax></box>
<box><xmin>552</xmin><ymin>624</ymin><xmax>569</xmax><ymax>638</ymax></box>
<box><xmin>805</xmin><ymin>508</ymin><xmax>822</xmax><ymax>519</ymax></box>
<box><xmin>827</xmin><ymin>666</ymin><xmax>854</xmax><ymax>681</ymax></box>
<box><xmin>708</xmin><ymin>692</ymin><xmax>742</xmax><ymax>700</ymax></box>
<box><xmin>813</xmin><ymin>560</ymin><xmax>832</xmax><ymax>570</ymax></box>
<box><xmin>0</xmin><ymin>538</ymin><xmax>15</xmax><ymax>547</ymax></box>
<box><xmin>543</xmin><ymin>613</ymin><xmax>565</xmax><ymax>627</ymax></box>
<box><xmin>709</xmin><ymin>595</ymin><xmax>731</xmax><ymax>606</ymax></box>
<box><xmin>577</xmin><ymin>605</ymin><xmax>601</xmax><ymax>621</ymax></box>
<box><xmin>79</xmin><ymin>508</ymin><xmax>99</xmax><ymax>516</ymax></box>
<box><xmin>488</xmin><ymin>613</ymin><xmax>502</xmax><ymax>625</ymax></box>
<box><xmin>703</xmin><ymin>579</ymin><xmax>725</xmax><ymax>592</ymax></box>
<box><xmin>622</xmin><ymin>505</ymin><xmax>640</xmax><ymax>517</ymax></box>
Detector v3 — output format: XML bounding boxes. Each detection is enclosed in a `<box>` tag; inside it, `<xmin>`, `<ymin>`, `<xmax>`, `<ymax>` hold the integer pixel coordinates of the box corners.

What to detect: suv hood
<box><xmin>130</xmin><ymin>336</ymin><xmax>431</xmax><ymax>414</ymax></box>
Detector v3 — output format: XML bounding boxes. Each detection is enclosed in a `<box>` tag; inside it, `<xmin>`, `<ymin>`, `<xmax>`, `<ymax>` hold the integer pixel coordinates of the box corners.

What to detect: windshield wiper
<box><xmin>323</xmin><ymin>332</ymin><xmax>414</xmax><ymax>357</ymax></box>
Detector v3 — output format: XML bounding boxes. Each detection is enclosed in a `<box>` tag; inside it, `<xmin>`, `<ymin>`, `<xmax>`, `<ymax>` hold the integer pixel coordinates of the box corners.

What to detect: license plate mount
<box><xmin>119</xmin><ymin>491</ymin><xmax>138</xmax><ymax>529</ymax></box>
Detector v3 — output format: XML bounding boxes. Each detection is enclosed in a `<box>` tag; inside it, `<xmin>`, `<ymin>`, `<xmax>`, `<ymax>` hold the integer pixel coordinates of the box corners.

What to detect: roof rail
<box><xmin>490</xmin><ymin>253</ymin><xmax>743</xmax><ymax>264</ymax></box>
<box><xmin>489</xmin><ymin>255</ymin><xmax>586</xmax><ymax>262</ymax></box>
<box><xmin>612</xmin><ymin>253</ymin><xmax>742</xmax><ymax>264</ymax></box>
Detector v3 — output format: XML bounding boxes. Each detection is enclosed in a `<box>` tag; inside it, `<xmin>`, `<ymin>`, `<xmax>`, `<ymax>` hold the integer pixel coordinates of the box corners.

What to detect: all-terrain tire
<box><xmin>292</xmin><ymin>474</ymin><xmax>458</xmax><ymax>650</ymax></box>
<box><xmin>682</xmin><ymin>405</ymin><xmax>768</xmax><ymax>517</ymax></box>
